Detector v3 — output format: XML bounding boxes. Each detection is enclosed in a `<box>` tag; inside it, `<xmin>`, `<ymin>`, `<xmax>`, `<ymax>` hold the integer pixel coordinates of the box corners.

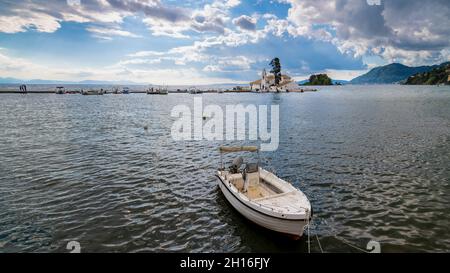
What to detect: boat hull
<box><xmin>147</xmin><ymin>92</ymin><xmax>168</xmax><ymax>95</ymax></box>
<box><xmin>217</xmin><ymin>176</ymin><xmax>307</xmax><ymax>237</ymax></box>
<box><xmin>82</xmin><ymin>92</ymin><xmax>103</xmax><ymax>96</ymax></box>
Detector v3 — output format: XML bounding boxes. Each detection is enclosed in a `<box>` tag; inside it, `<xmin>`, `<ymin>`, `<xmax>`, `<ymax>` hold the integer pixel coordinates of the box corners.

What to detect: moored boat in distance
<box><xmin>216</xmin><ymin>146</ymin><xmax>312</xmax><ymax>239</ymax></box>
<box><xmin>82</xmin><ymin>89</ymin><xmax>104</xmax><ymax>96</ymax></box>
<box><xmin>189</xmin><ymin>87</ymin><xmax>203</xmax><ymax>94</ymax></box>
<box><xmin>289</xmin><ymin>88</ymin><xmax>318</xmax><ymax>93</ymax></box>
<box><xmin>122</xmin><ymin>87</ymin><xmax>130</xmax><ymax>94</ymax></box>
<box><xmin>147</xmin><ymin>86</ymin><xmax>168</xmax><ymax>95</ymax></box>
<box><xmin>55</xmin><ymin>86</ymin><xmax>65</xmax><ymax>94</ymax></box>
<box><xmin>112</xmin><ymin>86</ymin><xmax>120</xmax><ymax>94</ymax></box>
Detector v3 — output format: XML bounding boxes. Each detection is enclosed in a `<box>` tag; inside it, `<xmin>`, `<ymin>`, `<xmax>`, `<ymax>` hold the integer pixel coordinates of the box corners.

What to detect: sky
<box><xmin>0</xmin><ymin>0</ymin><xmax>449</xmax><ymax>84</ymax></box>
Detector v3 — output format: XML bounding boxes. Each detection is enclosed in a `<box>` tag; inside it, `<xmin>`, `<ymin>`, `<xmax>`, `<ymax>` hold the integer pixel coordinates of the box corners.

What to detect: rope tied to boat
<box><xmin>315</xmin><ymin>234</ymin><xmax>324</xmax><ymax>253</ymax></box>
<box><xmin>332</xmin><ymin>235</ymin><xmax>372</xmax><ymax>253</ymax></box>
<box><xmin>306</xmin><ymin>216</ymin><xmax>310</xmax><ymax>253</ymax></box>
<box><xmin>306</xmin><ymin>216</ymin><xmax>324</xmax><ymax>253</ymax></box>
<box><xmin>306</xmin><ymin>216</ymin><xmax>375</xmax><ymax>253</ymax></box>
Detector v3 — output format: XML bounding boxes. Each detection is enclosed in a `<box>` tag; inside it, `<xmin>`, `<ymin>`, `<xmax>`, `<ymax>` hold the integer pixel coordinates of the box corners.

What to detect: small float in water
<box><xmin>82</xmin><ymin>89</ymin><xmax>104</xmax><ymax>96</ymax></box>
<box><xmin>289</xmin><ymin>88</ymin><xmax>318</xmax><ymax>93</ymax></box>
<box><xmin>216</xmin><ymin>146</ymin><xmax>312</xmax><ymax>239</ymax></box>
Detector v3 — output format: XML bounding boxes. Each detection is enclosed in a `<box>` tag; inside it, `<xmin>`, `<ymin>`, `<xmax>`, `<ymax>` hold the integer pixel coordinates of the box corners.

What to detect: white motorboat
<box><xmin>189</xmin><ymin>87</ymin><xmax>203</xmax><ymax>94</ymax></box>
<box><xmin>216</xmin><ymin>146</ymin><xmax>312</xmax><ymax>239</ymax></box>
<box><xmin>122</xmin><ymin>87</ymin><xmax>130</xmax><ymax>94</ymax></box>
<box><xmin>55</xmin><ymin>86</ymin><xmax>65</xmax><ymax>94</ymax></box>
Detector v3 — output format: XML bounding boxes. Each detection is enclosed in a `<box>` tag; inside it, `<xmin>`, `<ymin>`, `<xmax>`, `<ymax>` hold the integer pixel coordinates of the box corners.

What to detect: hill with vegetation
<box><xmin>404</xmin><ymin>62</ymin><xmax>450</xmax><ymax>85</ymax></box>
<box><xmin>350</xmin><ymin>63</ymin><xmax>439</xmax><ymax>84</ymax></box>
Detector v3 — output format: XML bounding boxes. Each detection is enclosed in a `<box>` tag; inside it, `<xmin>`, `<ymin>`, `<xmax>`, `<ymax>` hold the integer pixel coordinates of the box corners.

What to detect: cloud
<box><xmin>117</xmin><ymin>58</ymin><xmax>162</xmax><ymax>66</ymax></box>
<box><xmin>203</xmin><ymin>56</ymin><xmax>254</xmax><ymax>72</ymax></box>
<box><xmin>106</xmin><ymin>0</ymin><xmax>190</xmax><ymax>22</ymax></box>
<box><xmin>128</xmin><ymin>51</ymin><xmax>167</xmax><ymax>58</ymax></box>
<box><xmin>86</xmin><ymin>26</ymin><xmax>142</xmax><ymax>39</ymax></box>
<box><xmin>0</xmin><ymin>0</ymin><xmax>126</xmax><ymax>35</ymax></box>
<box><xmin>0</xmin><ymin>0</ymin><xmax>238</xmax><ymax>39</ymax></box>
<box><xmin>107</xmin><ymin>0</ymin><xmax>240</xmax><ymax>38</ymax></box>
<box><xmin>0</xmin><ymin>50</ymin><xmax>241</xmax><ymax>85</ymax></box>
<box><xmin>0</xmin><ymin>51</ymin><xmax>94</xmax><ymax>80</ymax></box>
<box><xmin>223</xmin><ymin>0</ymin><xmax>241</xmax><ymax>8</ymax></box>
<box><xmin>0</xmin><ymin>52</ymin><xmax>39</xmax><ymax>73</ymax></box>
<box><xmin>2</xmin><ymin>0</ymin><xmax>449</xmax><ymax>84</ymax></box>
<box><xmin>233</xmin><ymin>15</ymin><xmax>257</xmax><ymax>31</ymax></box>
<box><xmin>0</xmin><ymin>12</ymin><xmax>61</xmax><ymax>33</ymax></box>
<box><xmin>191</xmin><ymin>5</ymin><xmax>228</xmax><ymax>35</ymax></box>
<box><xmin>142</xmin><ymin>17</ymin><xmax>191</xmax><ymax>39</ymax></box>
<box><xmin>281</xmin><ymin>0</ymin><xmax>450</xmax><ymax>65</ymax></box>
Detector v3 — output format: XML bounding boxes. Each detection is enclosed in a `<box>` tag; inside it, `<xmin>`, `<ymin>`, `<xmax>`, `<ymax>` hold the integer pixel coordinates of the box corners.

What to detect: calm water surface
<box><xmin>1</xmin><ymin>85</ymin><xmax>449</xmax><ymax>253</ymax></box>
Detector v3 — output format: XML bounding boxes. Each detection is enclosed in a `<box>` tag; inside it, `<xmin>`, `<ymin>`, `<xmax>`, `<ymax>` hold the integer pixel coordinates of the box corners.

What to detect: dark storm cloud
<box><xmin>106</xmin><ymin>0</ymin><xmax>190</xmax><ymax>23</ymax></box>
<box><xmin>233</xmin><ymin>15</ymin><xmax>257</xmax><ymax>31</ymax></box>
<box><xmin>287</xmin><ymin>0</ymin><xmax>450</xmax><ymax>63</ymax></box>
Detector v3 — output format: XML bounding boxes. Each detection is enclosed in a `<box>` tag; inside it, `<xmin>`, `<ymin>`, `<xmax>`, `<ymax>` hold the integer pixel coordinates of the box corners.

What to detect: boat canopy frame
<box><xmin>219</xmin><ymin>146</ymin><xmax>260</xmax><ymax>170</ymax></box>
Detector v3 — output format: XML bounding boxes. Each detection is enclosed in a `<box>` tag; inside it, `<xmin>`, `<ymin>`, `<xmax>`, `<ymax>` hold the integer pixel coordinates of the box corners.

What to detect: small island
<box><xmin>302</xmin><ymin>74</ymin><xmax>334</xmax><ymax>86</ymax></box>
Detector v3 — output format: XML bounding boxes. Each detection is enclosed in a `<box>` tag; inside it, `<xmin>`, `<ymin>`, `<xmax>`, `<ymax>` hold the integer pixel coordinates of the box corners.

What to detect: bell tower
<box><xmin>261</xmin><ymin>69</ymin><xmax>267</xmax><ymax>91</ymax></box>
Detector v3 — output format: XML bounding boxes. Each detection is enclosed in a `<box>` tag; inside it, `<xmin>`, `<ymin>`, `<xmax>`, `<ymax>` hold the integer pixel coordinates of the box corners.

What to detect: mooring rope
<box><xmin>307</xmin><ymin>218</ymin><xmax>311</xmax><ymax>253</ymax></box>
<box><xmin>307</xmin><ymin>216</ymin><xmax>371</xmax><ymax>253</ymax></box>
<box><xmin>315</xmin><ymin>234</ymin><xmax>324</xmax><ymax>253</ymax></box>
<box><xmin>333</xmin><ymin>235</ymin><xmax>371</xmax><ymax>253</ymax></box>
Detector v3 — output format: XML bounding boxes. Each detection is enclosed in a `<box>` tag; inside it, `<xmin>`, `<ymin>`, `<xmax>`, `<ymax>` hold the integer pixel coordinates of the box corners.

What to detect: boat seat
<box><xmin>246</xmin><ymin>184</ymin><xmax>275</xmax><ymax>200</ymax></box>
<box><xmin>245</xmin><ymin>163</ymin><xmax>259</xmax><ymax>173</ymax></box>
<box><xmin>246</xmin><ymin>185</ymin><xmax>265</xmax><ymax>199</ymax></box>
<box><xmin>226</xmin><ymin>173</ymin><xmax>244</xmax><ymax>191</ymax></box>
<box><xmin>252</xmin><ymin>191</ymin><xmax>294</xmax><ymax>202</ymax></box>
<box><xmin>226</xmin><ymin>173</ymin><xmax>243</xmax><ymax>181</ymax></box>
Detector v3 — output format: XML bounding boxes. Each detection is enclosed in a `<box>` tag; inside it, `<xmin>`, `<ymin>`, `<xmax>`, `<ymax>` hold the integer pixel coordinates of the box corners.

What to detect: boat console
<box><xmin>243</xmin><ymin>163</ymin><xmax>260</xmax><ymax>193</ymax></box>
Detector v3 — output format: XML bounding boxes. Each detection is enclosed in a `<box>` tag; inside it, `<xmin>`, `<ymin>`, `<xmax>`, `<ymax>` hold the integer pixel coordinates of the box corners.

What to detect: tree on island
<box><xmin>304</xmin><ymin>74</ymin><xmax>333</xmax><ymax>86</ymax></box>
<box><xmin>270</xmin><ymin>58</ymin><xmax>282</xmax><ymax>86</ymax></box>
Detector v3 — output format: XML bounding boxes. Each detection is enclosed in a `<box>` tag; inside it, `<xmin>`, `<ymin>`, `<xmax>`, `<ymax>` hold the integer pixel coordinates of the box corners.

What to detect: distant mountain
<box><xmin>0</xmin><ymin>77</ymin><xmax>23</xmax><ymax>84</ymax></box>
<box><xmin>350</xmin><ymin>63</ymin><xmax>440</xmax><ymax>84</ymax></box>
<box><xmin>26</xmin><ymin>79</ymin><xmax>78</xmax><ymax>84</ymax></box>
<box><xmin>78</xmin><ymin>80</ymin><xmax>143</xmax><ymax>85</ymax></box>
<box><xmin>404</xmin><ymin>62</ymin><xmax>450</xmax><ymax>85</ymax></box>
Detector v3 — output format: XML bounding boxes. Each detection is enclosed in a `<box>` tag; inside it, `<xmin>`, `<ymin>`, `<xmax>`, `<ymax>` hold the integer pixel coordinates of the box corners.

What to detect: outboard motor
<box><xmin>229</xmin><ymin>157</ymin><xmax>243</xmax><ymax>174</ymax></box>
